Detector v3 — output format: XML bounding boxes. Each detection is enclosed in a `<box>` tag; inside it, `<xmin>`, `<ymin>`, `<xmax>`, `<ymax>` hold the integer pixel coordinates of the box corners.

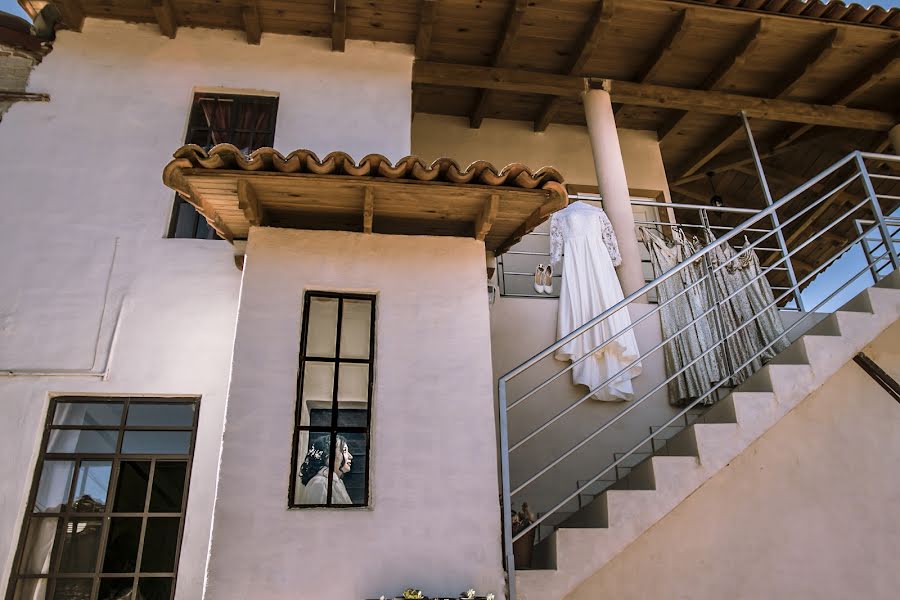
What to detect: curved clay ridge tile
<box><xmin>165</xmin><ymin>144</ymin><xmax>564</xmax><ymax>189</ymax></box>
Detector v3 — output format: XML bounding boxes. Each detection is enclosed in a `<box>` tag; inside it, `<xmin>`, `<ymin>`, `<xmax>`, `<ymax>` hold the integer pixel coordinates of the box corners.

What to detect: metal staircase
<box><xmin>497</xmin><ymin>151</ymin><xmax>900</xmax><ymax>600</ymax></box>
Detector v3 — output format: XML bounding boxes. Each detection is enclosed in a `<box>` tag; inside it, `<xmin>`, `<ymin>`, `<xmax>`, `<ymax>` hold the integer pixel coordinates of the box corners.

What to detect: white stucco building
<box><xmin>1</xmin><ymin>2</ymin><xmax>900</xmax><ymax>600</ymax></box>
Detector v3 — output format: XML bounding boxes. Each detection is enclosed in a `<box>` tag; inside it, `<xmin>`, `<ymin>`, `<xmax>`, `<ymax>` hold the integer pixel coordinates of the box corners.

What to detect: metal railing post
<box><xmin>855</xmin><ymin>219</ymin><xmax>880</xmax><ymax>284</ymax></box>
<box><xmin>740</xmin><ymin>111</ymin><xmax>805</xmax><ymax>311</ymax></box>
<box><xmin>498</xmin><ymin>378</ymin><xmax>517</xmax><ymax>600</ymax></box>
<box><xmin>855</xmin><ymin>151</ymin><xmax>899</xmax><ymax>270</ymax></box>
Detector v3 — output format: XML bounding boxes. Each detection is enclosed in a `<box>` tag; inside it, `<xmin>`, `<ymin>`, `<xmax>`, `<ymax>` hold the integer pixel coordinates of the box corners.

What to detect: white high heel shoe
<box><xmin>542</xmin><ymin>264</ymin><xmax>553</xmax><ymax>294</ymax></box>
<box><xmin>533</xmin><ymin>264</ymin><xmax>545</xmax><ymax>294</ymax></box>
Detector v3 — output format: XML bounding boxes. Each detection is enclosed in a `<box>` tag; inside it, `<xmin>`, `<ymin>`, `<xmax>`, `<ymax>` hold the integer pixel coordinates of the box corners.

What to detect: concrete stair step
<box><xmin>515</xmin><ymin>270</ymin><xmax>900</xmax><ymax>600</ymax></box>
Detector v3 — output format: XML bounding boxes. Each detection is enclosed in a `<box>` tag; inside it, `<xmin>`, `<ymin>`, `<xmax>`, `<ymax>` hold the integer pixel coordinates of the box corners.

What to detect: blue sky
<box><xmin>3</xmin><ymin>0</ymin><xmax>900</xmax><ymax>21</ymax></box>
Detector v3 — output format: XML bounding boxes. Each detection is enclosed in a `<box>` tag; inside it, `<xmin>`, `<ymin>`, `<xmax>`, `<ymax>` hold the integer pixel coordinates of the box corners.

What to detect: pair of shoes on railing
<box><xmin>533</xmin><ymin>264</ymin><xmax>554</xmax><ymax>294</ymax></box>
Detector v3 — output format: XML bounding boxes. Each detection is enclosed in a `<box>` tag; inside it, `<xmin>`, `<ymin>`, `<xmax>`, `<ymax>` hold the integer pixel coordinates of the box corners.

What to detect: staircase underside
<box><xmin>517</xmin><ymin>269</ymin><xmax>900</xmax><ymax>600</ymax></box>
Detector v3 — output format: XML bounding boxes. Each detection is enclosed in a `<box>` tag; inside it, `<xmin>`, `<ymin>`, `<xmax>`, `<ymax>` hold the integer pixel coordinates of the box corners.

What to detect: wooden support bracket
<box><xmin>474</xmin><ymin>194</ymin><xmax>500</xmax><ymax>241</ymax></box>
<box><xmin>332</xmin><ymin>0</ymin><xmax>347</xmax><ymax>52</ymax></box>
<box><xmin>242</xmin><ymin>2</ymin><xmax>262</xmax><ymax>45</ymax></box>
<box><xmin>363</xmin><ymin>187</ymin><xmax>374</xmax><ymax>233</ymax></box>
<box><xmin>237</xmin><ymin>179</ymin><xmax>266</xmax><ymax>226</ymax></box>
<box><xmin>151</xmin><ymin>0</ymin><xmax>177</xmax><ymax>39</ymax></box>
<box><xmin>55</xmin><ymin>0</ymin><xmax>85</xmax><ymax>32</ymax></box>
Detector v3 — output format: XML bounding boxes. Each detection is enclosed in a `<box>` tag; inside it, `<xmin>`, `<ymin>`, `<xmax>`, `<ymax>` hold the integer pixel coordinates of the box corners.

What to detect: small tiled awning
<box><xmin>162</xmin><ymin>144</ymin><xmax>568</xmax><ymax>254</ymax></box>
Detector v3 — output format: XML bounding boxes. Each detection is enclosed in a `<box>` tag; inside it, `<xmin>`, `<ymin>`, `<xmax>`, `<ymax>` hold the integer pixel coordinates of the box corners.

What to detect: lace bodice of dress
<box><xmin>550</xmin><ymin>201</ymin><xmax>621</xmax><ymax>268</ymax></box>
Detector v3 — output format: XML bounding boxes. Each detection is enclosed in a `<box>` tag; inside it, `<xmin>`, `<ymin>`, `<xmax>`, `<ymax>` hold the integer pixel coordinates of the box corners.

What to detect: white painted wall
<box><xmin>205</xmin><ymin>228</ymin><xmax>504</xmax><ymax>600</ymax></box>
<box><xmin>0</xmin><ymin>19</ymin><xmax>412</xmax><ymax>599</ymax></box>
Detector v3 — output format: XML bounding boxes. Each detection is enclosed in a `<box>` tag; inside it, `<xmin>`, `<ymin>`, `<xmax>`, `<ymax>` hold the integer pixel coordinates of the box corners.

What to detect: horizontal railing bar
<box><xmin>511</xmin><ymin>220</ymin><xmax>871</xmax><ymax>484</ymax></box>
<box><xmin>515</xmin><ymin>248</ymin><xmax>889</xmax><ymax>541</ymax></box>
<box><xmin>876</xmin><ymin>194</ymin><xmax>900</xmax><ymax>201</ymax></box>
<box><xmin>869</xmin><ymin>173</ymin><xmax>900</xmax><ymax>182</ymax></box>
<box><xmin>859</xmin><ymin>151</ymin><xmax>900</xmax><ymax>161</ymax></box>
<box><xmin>500</xmin><ymin>155</ymin><xmax>861</xmax><ymax>385</ymax></box>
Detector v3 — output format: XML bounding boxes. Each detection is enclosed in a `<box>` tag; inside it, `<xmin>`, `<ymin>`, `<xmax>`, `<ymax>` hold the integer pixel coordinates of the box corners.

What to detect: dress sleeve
<box><xmin>549</xmin><ymin>214</ymin><xmax>564</xmax><ymax>268</ymax></box>
<box><xmin>598</xmin><ymin>210</ymin><xmax>622</xmax><ymax>267</ymax></box>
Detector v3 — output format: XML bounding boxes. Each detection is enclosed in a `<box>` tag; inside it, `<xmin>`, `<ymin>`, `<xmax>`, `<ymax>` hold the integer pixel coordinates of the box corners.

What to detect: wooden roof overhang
<box><xmin>162</xmin><ymin>144</ymin><xmax>569</xmax><ymax>254</ymax></box>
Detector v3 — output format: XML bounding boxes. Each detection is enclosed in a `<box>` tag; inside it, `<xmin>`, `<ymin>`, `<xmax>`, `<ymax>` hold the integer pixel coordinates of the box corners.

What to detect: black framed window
<box><xmin>290</xmin><ymin>292</ymin><xmax>376</xmax><ymax>508</ymax></box>
<box><xmin>7</xmin><ymin>398</ymin><xmax>199</xmax><ymax>600</ymax></box>
<box><xmin>168</xmin><ymin>92</ymin><xmax>279</xmax><ymax>239</ymax></box>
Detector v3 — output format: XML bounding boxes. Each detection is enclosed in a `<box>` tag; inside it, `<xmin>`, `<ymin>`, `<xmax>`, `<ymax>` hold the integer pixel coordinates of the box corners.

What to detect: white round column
<box><xmin>582</xmin><ymin>83</ymin><xmax>645</xmax><ymax>296</ymax></box>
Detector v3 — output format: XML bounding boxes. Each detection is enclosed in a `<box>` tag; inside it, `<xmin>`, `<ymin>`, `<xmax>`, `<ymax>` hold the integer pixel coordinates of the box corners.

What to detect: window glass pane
<box><xmin>47</xmin><ymin>430</ymin><xmax>117</xmax><ymax>454</ymax></box>
<box><xmin>306</xmin><ymin>297</ymin><xmax>338</xmax><ymax>358</ymax></box>
<box><xmin>34</xmin><ymin>460</ymin><xmax>75</xmax><ymax>512</ymax></box>
<box><xmin>13</xmin><ymin>578</ymin><xmax>48</xmax><ymax>600</ymax></box>
<box><xmin>294</xmin><ymin>433</ymin><xmax>333</xmax><ymax>506</ymax></box>
<box><xmin>298</xmin><ymin>362</ymin><xmax>334</xmax><ymax>426</ymax></box>
<box><xmin>337</xmin><ymin>363</ymin><xmax>369</xmax><ymax>404</ymax></box>
<box><xmin>138</xmin><ymin>578</ymin><xmax>172</xmax><ymax>600</ymax></box>
<box><xmin>72</xmin><ymin>461</ymin><xmax>112</xmax><ymax>512</ymax></box>
<box><xmin>52</xmin><ymin>579</ymin><xmax>93</xmax><ymax>599</ymax></box>
<box><xmin>19</xmin><ymin>517</ymin><xmax>58</xmax><ymax>574</ymax></box>
<box><xmin>338</xmin><ymin>432</ymin><xmax>367</xmax><ymax>505</ymax></box>
<box><xmin>113</xmin><ymin>461</ymin><xmax>150</xmax><ymax>512</ymax></box>
<box><xmin>140</xmin><ymin>517</ymin><xmax>181</xmax><ymax>572</ymax></box>
<box><xmin>102</xmin><ymin>517</ymin><xmax>142</xmax><ymax>573</ymax></box>
<box><xmin>339</xmin><ymin>298</ymin><xmax>372</xmax><ymax>359</ymax></box>
<box><xmin>53</xmin><ymin>402</ymin><xmax>123</xmax><ymax>427</ymax></box>
<box><xmin>121</xmin><ymin>432</ymin><xmax>191</xmax><ymax>455</ymax></box>
<box><xmin>98</xmin><ymin>578</ymin><xmax>133</xmax><ymax>600</ymax></box>
<box><xmin>59</xmin><ymin>518</ymin><xmax>103</xmax><ymax>573</ymax></box>
<box><xmin>125</xmin><ymin>404</ymin><xmax>194</xmax><ymax>428</ymax></box>
<box><xmin>149</xmin><ymin>462</ymin><xmax>187</xmax><ymax>513</ymax></box>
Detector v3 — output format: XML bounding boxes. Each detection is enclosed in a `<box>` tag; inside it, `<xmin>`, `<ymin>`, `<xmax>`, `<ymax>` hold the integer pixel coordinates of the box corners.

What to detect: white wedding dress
<box><xmin>550</xmin><ymin>201</ymin><xmax>642</xmax><ymax>401</ymax></box>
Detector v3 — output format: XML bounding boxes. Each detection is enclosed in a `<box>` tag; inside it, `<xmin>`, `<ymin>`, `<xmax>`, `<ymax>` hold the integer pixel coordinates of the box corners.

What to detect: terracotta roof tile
<box><xmin>692</xmin><ymin>0</ymin><xmax>899</xmax><ymax>28</ymax></box>
<box><xmin>169</xmin><ymin>144</ymin><xmax>565</xmax><ymax>191</ymax></box>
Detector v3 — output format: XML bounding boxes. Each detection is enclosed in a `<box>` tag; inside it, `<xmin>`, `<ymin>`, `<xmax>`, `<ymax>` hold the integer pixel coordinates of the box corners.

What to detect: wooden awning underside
<box><xmin>162</xmin><ymin>144</ymin><xmax>568</xmax><ymax>254</ymax></box>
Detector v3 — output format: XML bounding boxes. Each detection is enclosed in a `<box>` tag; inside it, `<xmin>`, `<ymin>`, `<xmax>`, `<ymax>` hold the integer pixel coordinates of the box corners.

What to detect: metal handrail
<box><xmin>497</xmin><ymin>150</ymin><xmax>900</xmax><ymax>599</ymax></box>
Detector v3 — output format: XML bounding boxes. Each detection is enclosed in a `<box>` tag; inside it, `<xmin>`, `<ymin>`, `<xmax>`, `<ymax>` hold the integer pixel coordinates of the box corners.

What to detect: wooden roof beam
<box><xmin>470</xmin><ymin>0</ymin><xmax>528</xmax><ymax>129</ymax></box>
<box><xmin>414</xmin><ymin>0</ymin><xmax>439</xmax><ymax>60</ymax></box>
<box><xmin>673</xmin><ymin>27</ymin><xmax>846</xmax><ymax>181</ymax></box>
<box><xmin>659</xmin><ymin>18</ymin><xmax>766</xmax><ymax>144</ymax></box>
<box><xmin>151</xmin><ymin>0</ymin><xmax>177</xmax><ymax>39</ymax></box>
<box><xmin>363</xmin><ymin>187</ymin><xmax>374</xmax><ymax>233</ymax></box>
<box><xmin>534</xmin><ymin>0</ymin><xmax>615</xmax><ymax>132</ymax></box>
<box><xmin>54</xmin><ymin>0</ymin><xmax>84</xmax><ymax>32</ymax></box>
<box><xmin>332</xmin><ymin>0</ymin><xmax>347</xmax><ymax>52</ymax></box>
<box><xmin>475</xmin><ymin>194</ymin><xmax>500</xmax><ymax>241</ymax></box>
<box><xmin>775</xmin><ymin>39</ymin><xmax>900</xmax><ymax>150</ymax></box>
<box><xmin>616</xmin><ymin>8</ymin><xmax>693</xmax><ymax>119</ymax></box>
<box><xmin>241</xmin><ymin>2</ymin><xmax>261</xmax><ymax>45</ymax></box>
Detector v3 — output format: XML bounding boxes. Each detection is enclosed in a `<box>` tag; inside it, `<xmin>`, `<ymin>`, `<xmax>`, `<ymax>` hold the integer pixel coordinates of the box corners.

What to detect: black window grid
<box><xmin>168</xmin><ymin>93</ymin><xmax>279</xmax><ymax>239</ymax></box>
<box><xmin>289</xmin><ymin>292</ymin><xmax>376</xmax><ymax>508</ymax></box>
<box><xmin>7</xmin><ymin>398</ymin><xmax>200</xmax><ymax>600</ymax></box>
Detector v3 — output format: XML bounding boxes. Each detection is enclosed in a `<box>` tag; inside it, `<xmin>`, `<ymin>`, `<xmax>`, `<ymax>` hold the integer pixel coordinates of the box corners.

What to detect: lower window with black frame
<box><xmin>8</xmin><ymin>397</ymin><xmax>198</xmax><ymax>600</ymax></box>
<box><xmin>290</xmin><ymin>292</ymin><xmax>375</xmax><ymax>508</ymax></box>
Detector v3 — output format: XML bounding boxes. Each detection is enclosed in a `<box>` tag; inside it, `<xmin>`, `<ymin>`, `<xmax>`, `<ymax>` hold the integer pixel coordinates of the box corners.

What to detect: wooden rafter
<box><xmin>55</xmin><ymin>0</ymin><xmax>84</xmax><ymax>32</ymax></box>
<box><xmin>151</xmin><ymin>0</ymin><xmax>177</xmax><ymax>39</ymax></box>
<box><xmin>615</xmin><ymin>8</ymin><xmax>692</xmax><ymax>118</ymax></box>
<box><xmin>237</xmin><ymin>180</ymin><xmax>266</xmax><ymax>226</ymax></box>
<box><xmin>674</xmin><ymin>27</ymin><xmax>847</xmax><ymax>181</ymax></box>
<box><xmin>332</xmin><ymin>0</ymin><xmax>347</xmax><ymax>52</ymax></box>
<box><xmin>672</xmin><ymin>129</ymin><xmax>842</xmax><ymax>187</ymax></box>
<box><xmin>658</xmin><ymin>19</ymin><xmax>766</xmax><ymax>144</ymax></box>
<box><xmin>363</xmin><ymin>187</ymin><xmax>374</xmax><ymax>233</ymax></box>
<box><xmin>775</xmin><ymin>39</ymin><xmax>900</xmax><ymax>150</ymax></box>
<box><xmin>470</xmin><ymin>0</ymin><xmax>528</xmax><ymax>129</ymax></box>
<box><xmin>534</xmin><ymin>0</ymin><xmax>615</xmax><ymax>132</ymax></box>
<box><xmin>241</xmin><ymin>1</ymin><xmax>262</xmax><ymax>45</ymax></box>
<box><xmin>414</xmin><ymin>0</ymin><xmax>439</xmax><ymax>60</ymax></box>
<box><xmin>413</xmin><ymin>62</ymin><xmax>897</xmax><ymax>131</ymax></box>
<box><xmin>0</xmin><ymin>91</ymin><xmax>49</xmax><ymax>102</ymax></box>
<box><xmin>475</xmin><ymin>194</ymin><xmax>500</xmax><ymax>241</ymax></box>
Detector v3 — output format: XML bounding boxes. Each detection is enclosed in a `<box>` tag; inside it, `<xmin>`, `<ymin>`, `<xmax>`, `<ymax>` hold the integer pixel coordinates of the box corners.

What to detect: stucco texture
<box><xmin>205</xmin><ymin>228</ymin><xmax>504</xmax><ymax>600</ymax></box>
<box><xmin>566</xmin><ymin>319</ymin><xmax>900</xmax><ymax>600</ymax></box>
<box><xmin>0</xmin><ymin>19</ymin><xmax>412</xmax><ymax>600</ymax></box>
